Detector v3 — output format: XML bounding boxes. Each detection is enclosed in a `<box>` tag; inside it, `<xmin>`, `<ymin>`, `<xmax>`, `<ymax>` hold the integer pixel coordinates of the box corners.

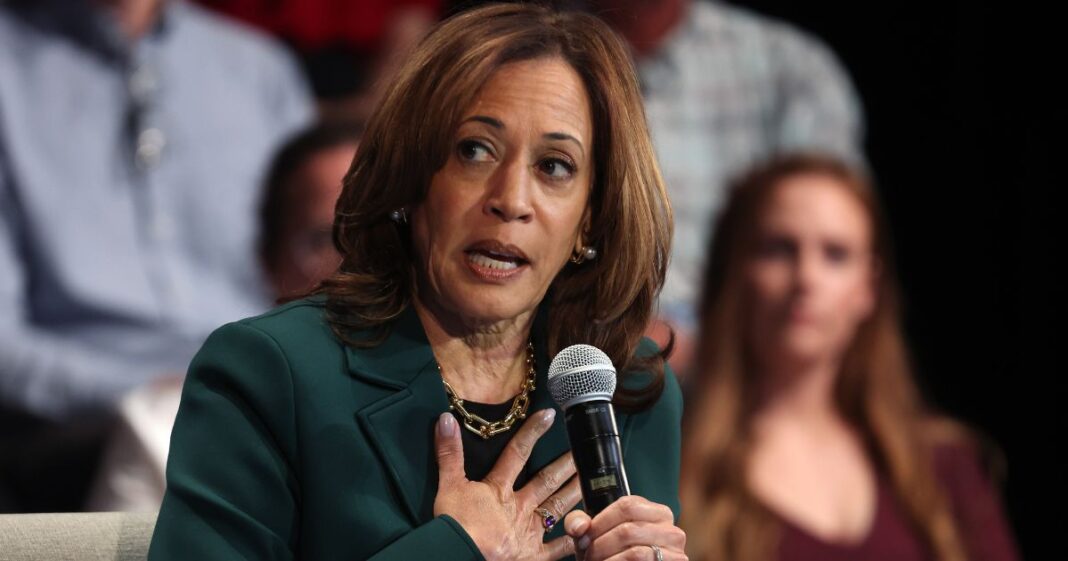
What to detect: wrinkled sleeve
<box><xmin>148</xmin><ymin>322</ymin><xmax>486</xmax><ymax>561</ymax></box>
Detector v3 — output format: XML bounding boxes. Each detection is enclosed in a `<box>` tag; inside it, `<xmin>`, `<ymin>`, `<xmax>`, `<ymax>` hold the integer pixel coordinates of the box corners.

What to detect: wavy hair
<box><xmin>315</xmin><ymin>3</ymin><xmax>672</xmax><ymax>411</ymax></box>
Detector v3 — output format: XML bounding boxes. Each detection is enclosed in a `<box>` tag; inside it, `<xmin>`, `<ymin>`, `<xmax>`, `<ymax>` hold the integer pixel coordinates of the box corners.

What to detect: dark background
<box><xmin>727</xmin><ymin>0</ymin><xmax>1058</xmax><ymax>557</ymax></box>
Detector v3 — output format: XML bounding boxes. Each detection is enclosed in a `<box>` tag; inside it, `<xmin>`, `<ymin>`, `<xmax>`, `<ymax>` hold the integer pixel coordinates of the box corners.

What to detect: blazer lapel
<box><xmin>348</xmin><ymin>307</ymin><xmax>449</xmax><ymax>525</ymax></box>
<box><xmin>527</xmin><ymin>332</ymin><xmax>570</xmax><ymax>473</ymax></box>
<box><xmin>346</xmin><ymin>305</ymin><xmax>575</xmax><ymax>528</ymax></box>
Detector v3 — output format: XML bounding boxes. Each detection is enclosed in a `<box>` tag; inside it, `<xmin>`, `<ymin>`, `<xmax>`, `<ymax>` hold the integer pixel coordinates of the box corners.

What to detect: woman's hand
<box><xmin>563</xmin><ymin>496</ymin><xmax>687</xmax><ymax>561</ymax></box>
<box><xmin>434</xmin><ymin>409</ymin><xmax>583</xmax><ymax>561</ymax></box>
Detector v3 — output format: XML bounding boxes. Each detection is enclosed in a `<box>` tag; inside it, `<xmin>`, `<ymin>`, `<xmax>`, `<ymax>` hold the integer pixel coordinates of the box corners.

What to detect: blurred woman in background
<box><xmin>680</xmin><ymin>154</ymin><xmax>1018</xmax><ymax>561</ymax></box>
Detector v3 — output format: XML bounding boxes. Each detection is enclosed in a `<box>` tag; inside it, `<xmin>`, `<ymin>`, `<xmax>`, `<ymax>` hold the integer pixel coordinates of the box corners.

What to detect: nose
<box><xmin>794</xmin><ymin>246</ymin><xmax>819</xmax><ymax>294</ymax></box>
<box><xmin>483</xmin><ymin>159</ymin><xmax>534</xmax><ymax>223</ymax></box>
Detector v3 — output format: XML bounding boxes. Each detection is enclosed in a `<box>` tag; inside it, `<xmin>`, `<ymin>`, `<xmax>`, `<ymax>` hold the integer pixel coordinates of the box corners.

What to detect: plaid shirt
<box><xmin>641</xmin><ymin>1</ymin><xmax>864</xmax><ymax>330</ymax></box>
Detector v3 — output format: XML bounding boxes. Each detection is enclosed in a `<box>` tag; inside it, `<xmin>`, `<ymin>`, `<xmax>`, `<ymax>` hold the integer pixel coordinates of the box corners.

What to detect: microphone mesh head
<box><xmin>547</xmin><ymin>344</ymin><xmax>617</xmax><ymax>409</ymax></box>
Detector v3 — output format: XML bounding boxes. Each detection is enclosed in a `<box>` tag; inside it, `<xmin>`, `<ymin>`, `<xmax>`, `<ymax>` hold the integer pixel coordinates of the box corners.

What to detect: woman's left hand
<box><xmin>562</xmin><ymin>495</ymin><xmax>687</xmax><ymax>561</ymax></box>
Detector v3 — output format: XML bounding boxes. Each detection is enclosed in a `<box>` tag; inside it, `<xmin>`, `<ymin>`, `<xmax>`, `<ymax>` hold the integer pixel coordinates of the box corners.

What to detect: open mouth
<box><xmin>467</xmin><ymin>251</ymin><xmax>525</xmax><ymax>270</ymax></box>
<box><xmin>464</xmin><ymin>241</ymin><xmax>530</xmax><ymax>274</ymax></box>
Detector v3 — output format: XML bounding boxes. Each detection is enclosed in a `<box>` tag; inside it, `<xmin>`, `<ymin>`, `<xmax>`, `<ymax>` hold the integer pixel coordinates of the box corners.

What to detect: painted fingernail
<box><xmin>439</xmin><ymin>413</ymin><xmax>456</xmax><ymax>437</ymax></box>
<box><xmin>541</xmin><ymin>409</ymin><xmax>556</xmax><ymax>425</ymax></box>
<box><xmin>576</xmin><ymin>535</ymin><xmax>590</xmax><ymax>550</ymax></box>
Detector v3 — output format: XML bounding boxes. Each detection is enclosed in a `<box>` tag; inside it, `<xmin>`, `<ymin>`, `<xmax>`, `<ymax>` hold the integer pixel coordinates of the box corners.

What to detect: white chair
<box><xmin>0</xmin><ymin>512</ymin><xmax>156</xmax><ymax>561</ymax></box>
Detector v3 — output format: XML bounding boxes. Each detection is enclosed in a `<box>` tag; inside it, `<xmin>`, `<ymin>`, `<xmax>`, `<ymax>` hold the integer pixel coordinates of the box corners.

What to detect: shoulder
<box><xmin>194</xmin><ymin>297</ymin><xmax>342</xmax><ymax>377</ymax></box>
<box><xmin>930</xmin><ymin>435</ymin><xmax>1001</xmax><ymax>499</ymax></box>
<box><xmin>921</xmin><ymin>418</ymin><xmax>1021</xmax><ymax>560</ymax></box>
<box><xmin>919</xmin><ymin>416</ymin><xmax>1005</xmax><ymax>512</ymax></box>
<box><xmin>623</xmin><ymin>337</ymin><xmax>683</xmax><ymax>427</ymax></box>
<box><xmin>619</xmin><ymin>338</ymin><xmax>683</xmax><ymax>517</ymax></box>
<box><xmin>920</xmin><ymin>416</ymin><xmax>996</xmax><ymax>480</ymax></box>
<box><xmin>169</xmin><ymin>2</ymin><xmax>304</xmax><ymax>78</ymax></box>
<box><xmin>236</xmin><ymin>297</ymin><xmax>333</xmax><ymax>340</ymax></box>
<box><xmin>695</xmin><ymin>1</ymin><xmax>842</xmax><ymax>65</ymax></box>
<box><xmin>0</xmin><ymin>8</ymin><xmax>19</xmax><ymax>47</ymax></box>
<box><xmin>0</xmin><ymin>7</ymin><xmax>40</xmax><ymax>66</ymax></box>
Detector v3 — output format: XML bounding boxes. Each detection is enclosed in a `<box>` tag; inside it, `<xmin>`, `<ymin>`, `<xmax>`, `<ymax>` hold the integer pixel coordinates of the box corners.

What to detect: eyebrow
<box><xmin>466</xmin><ymin>115</ymin><xmax>504</xmax><ymax>129</ymax></box>
<box><xmin>543</xmin><ymin>132</ymin><xmax>585</xmax><ymax>157</ymax></box>
<box><xmin>463</xmin><ymin>115</ymin><xmax>586</xmax><ymax>157</ymax></box>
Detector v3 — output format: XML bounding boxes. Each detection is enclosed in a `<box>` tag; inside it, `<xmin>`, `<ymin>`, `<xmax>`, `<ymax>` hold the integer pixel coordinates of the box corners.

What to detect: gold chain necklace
<box><xmin>439</xmin><ymin>342</ymin><xmax>536</xmax><ymax>440</ymax></box>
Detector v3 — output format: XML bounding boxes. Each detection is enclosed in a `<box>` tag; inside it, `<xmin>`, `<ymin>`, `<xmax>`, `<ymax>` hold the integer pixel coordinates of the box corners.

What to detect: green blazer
<box><xmin>148</xmin><ymin>298</ymin><xmax>682</xmax><ymax>561</ymax></box>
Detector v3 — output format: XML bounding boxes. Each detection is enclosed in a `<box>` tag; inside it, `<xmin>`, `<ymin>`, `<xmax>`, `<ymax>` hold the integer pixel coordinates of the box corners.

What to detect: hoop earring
<box><xmin>570</xmin><ymin>246</ymin><xmax>597</xmax><ymax>264</ymax></box>
<box><xmin>389</xmin><ymin>207</ymin><xmax>408</xmax><ymax>224</ymax></box>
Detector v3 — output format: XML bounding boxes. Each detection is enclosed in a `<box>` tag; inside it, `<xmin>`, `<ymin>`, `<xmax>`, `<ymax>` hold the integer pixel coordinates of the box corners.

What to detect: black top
<box><xmin>452</xmin><ymin>397</ymin><xmax>533</xmax><ymax>489</ymax></box>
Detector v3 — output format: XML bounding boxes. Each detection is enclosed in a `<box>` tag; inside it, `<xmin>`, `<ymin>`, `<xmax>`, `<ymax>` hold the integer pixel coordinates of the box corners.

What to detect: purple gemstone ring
<box><xmin>534</xmin><ymin>507</ymin><xmax>557</xmax><ymax>533</ymax></box>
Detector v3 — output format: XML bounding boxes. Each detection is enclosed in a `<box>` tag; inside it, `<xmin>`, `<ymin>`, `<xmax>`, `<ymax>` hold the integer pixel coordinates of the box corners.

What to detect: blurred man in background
<box><xmin>0</xmin><ymin>0</ymin><xmax>312</xmax><ymax>511</ymax></box>
<box><xmin>587</xmin><ymin>0</ymin><xmax>864</xmax><ymax>374</ymax></box>
<box><xmin>258</xmin><ymin>122</ymin><xmax>362</xmax><ymax>301</ymax></box>
<box><xmin>84</xmin><ymin>122</ymin><xmax>360</xmax><ymax>512</ymax></box>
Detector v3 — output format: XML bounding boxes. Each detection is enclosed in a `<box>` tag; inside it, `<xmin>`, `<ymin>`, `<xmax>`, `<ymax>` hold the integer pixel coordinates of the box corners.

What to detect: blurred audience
<box><xmin>586</xmin><ymin>0</ymin><xmax>864</xmax><ymax>374</ymax></box>
<box><xmin>679</xmin><ymin>154</ymin><xmax>1019</xmax><ymax>561</ymax></box>
<box><xmin>85</xmin><ymin>122</ymin><xmax>359</xmax><ymax>512</ymax></box>
<box><xmin>0</xmin><ymin>0</ymin><xmax>312</xmax><ymax>511</ymax></box>
<box><xmin>196</xmin><ymin>0</ymin><xmax>441</xmax><ymax>122</ymax></box>
<box><xmin>258</xmin><ymin>122</ymin><xmax>362</xmax><ymax>301</ymax></box>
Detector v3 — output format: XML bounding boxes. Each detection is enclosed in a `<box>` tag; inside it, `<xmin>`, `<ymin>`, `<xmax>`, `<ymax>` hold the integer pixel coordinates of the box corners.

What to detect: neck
<box><xmin>94</xmin><ymin>0</ymin><xmax>163</xmax><ymax>41</ymax></box>
<box><xmin>598</xmin><ymin>0</ymin><xmax>688</xmax><ymax>58</ymax></box>
<box><xmin>412</xmin><ymin>296</ymin><xmax>534</xmax><ymax>404</ymax></box>
<box><xmin>753</xmin><ymin>354</ymin><xmax>843</xmax><ymax>426</ymax></box>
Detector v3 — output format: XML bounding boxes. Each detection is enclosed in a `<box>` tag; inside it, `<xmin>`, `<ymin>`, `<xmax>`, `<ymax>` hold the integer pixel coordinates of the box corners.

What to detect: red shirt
<box><xmin>777</xmin><ymin>445</ymin><xmax>1020</xmax><ymax>561</ymax></box>
<box><xmin>194</xmin><ymin>0</ymin><xmax>442</xmax><ymax>50</ymax></box>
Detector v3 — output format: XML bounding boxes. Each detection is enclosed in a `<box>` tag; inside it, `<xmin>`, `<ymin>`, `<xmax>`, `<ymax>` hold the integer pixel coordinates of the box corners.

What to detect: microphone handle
<box><xmin>564</xmin><ymin>400</ymin><xmax>631</xmax><ymax>517</ymax></box>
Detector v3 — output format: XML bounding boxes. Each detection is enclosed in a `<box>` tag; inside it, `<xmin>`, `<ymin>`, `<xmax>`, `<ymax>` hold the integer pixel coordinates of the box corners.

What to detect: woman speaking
<box><xmin>149</xmin><ymin>4</ymin><xmax>685</xmax><ymax>561</ymax></box>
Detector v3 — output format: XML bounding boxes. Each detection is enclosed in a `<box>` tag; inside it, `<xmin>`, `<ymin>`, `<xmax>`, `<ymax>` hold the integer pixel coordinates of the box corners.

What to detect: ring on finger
<box><xmin>649</xmin><ymin>544</ymin><xmax>664</xmax><ymax>561</ymax></box>
<box><xmin>534</xmin><ymin>507</ymin><xmax>558</xmax><ymax>533</ymax></box>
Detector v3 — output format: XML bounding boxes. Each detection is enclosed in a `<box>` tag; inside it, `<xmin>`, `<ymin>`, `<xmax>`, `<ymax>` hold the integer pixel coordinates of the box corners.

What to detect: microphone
<box><xmin>548</xmin><ymin>344</ymin><xmax>630</xmax><ymax>516</ymax></box>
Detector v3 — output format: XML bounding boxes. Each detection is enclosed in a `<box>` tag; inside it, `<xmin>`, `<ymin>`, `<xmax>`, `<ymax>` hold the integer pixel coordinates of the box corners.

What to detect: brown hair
<box><xmin>315</xmin><ymin>3</ymin><xmax>672</xmax><ymax>411</ymax></box>
<box><xmin>680</xmin><ymin>154</ymin><xmax>966</xmax><ymax>560</ymax></box>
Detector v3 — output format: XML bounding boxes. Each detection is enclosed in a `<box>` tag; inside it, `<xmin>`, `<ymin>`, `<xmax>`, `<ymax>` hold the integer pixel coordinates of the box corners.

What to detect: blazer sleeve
<box><xmin>148</xmin><ymin>322</ymin><xmax>301</xmax><ymax>561</ymax></box>
<box><xmin>148</xmin><ymin>322</ymin><xmax>485</xmax><ymax>561</ymax></box>
<box><xmin>620</xmin><ymin>342</ymin><xmax>684</xmax><ymax>521</ymax></box>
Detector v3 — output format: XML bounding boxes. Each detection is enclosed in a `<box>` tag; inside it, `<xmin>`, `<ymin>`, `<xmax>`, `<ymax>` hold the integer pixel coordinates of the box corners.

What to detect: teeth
<box><xmin>469</xmin><ymin>252</ymin><xmax>519</xmax><ymax>270</ymax></box>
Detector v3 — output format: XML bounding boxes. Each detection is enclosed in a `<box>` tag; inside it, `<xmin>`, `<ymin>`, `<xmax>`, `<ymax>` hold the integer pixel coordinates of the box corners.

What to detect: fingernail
<box><xmin>576</xmin><ymin>535</ymin><xmax>590</xmax><ymax>550</ymax></box>
<box><xmin>541</xmin><ymin>409</ymin><xmax>556</xmax><ymax>425</ymax></box>
<box><xmin>439</xmin><ymin>413</ymin><xmax>456</xmax><ymax>437</ymax></box>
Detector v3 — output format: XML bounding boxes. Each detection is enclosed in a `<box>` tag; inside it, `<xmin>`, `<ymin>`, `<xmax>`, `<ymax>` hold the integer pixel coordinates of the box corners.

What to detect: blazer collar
<box><xmin>346</xmin><ymin>304</ymin><xmax>571</xmax><ymax>526</ymax></box>
<box><xmin>344</xmin><ymin>305</ymin><xmax>436</xmax><ymax>389</ymax></box>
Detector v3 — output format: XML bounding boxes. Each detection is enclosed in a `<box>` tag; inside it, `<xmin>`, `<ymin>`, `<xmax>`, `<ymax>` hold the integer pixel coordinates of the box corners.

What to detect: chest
<box><xmin>748</xmin><ymin>432</ymin><xmax>878</xmax><ymax>543</ymax></box>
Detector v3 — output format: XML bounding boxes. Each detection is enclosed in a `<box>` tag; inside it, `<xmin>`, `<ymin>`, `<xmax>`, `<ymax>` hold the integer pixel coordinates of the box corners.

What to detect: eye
<box><xmin>537</xmin><ymin>157</ymin><xmax>575</xmax><ymax>181</ymax></box>
<box><xmin>457</xmin><ymin>140</ymin><xmax>494</xmax><ymax>163</ymax></box>
<box><xmin>757</xmin><ymin>236</ymin><xmax>795</xmax><ymax>259</ymax></box>
<box><xmin>824</xmin><ymin>242</ymin><xmax>852</xmax><ymax>264</ymax></box>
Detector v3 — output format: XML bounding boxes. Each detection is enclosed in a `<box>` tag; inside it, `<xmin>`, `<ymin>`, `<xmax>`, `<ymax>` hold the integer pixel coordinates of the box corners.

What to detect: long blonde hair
<box><xmin>681</xmin><ymin>154</ymin><xmax>966</xmax><ymax>560</ymax></box>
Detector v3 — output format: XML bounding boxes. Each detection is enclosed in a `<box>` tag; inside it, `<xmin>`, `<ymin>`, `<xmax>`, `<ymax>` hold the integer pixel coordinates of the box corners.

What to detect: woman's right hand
<box><xmin>433</xmin><ymin>409</ymin><xmax>582</xmax><ymax>561</ymax></box>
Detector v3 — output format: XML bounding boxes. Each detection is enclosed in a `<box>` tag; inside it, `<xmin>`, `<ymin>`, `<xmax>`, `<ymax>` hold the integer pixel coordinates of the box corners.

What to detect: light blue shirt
<box><xmin>0</xmin><ymin>0</ymin><xmax>313</xmax><ymax>419</ymax></box>
<box><xmin>641</xmin><ymin>1</ymin><xmax>864</xmax><ymax>330</ymax></box>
